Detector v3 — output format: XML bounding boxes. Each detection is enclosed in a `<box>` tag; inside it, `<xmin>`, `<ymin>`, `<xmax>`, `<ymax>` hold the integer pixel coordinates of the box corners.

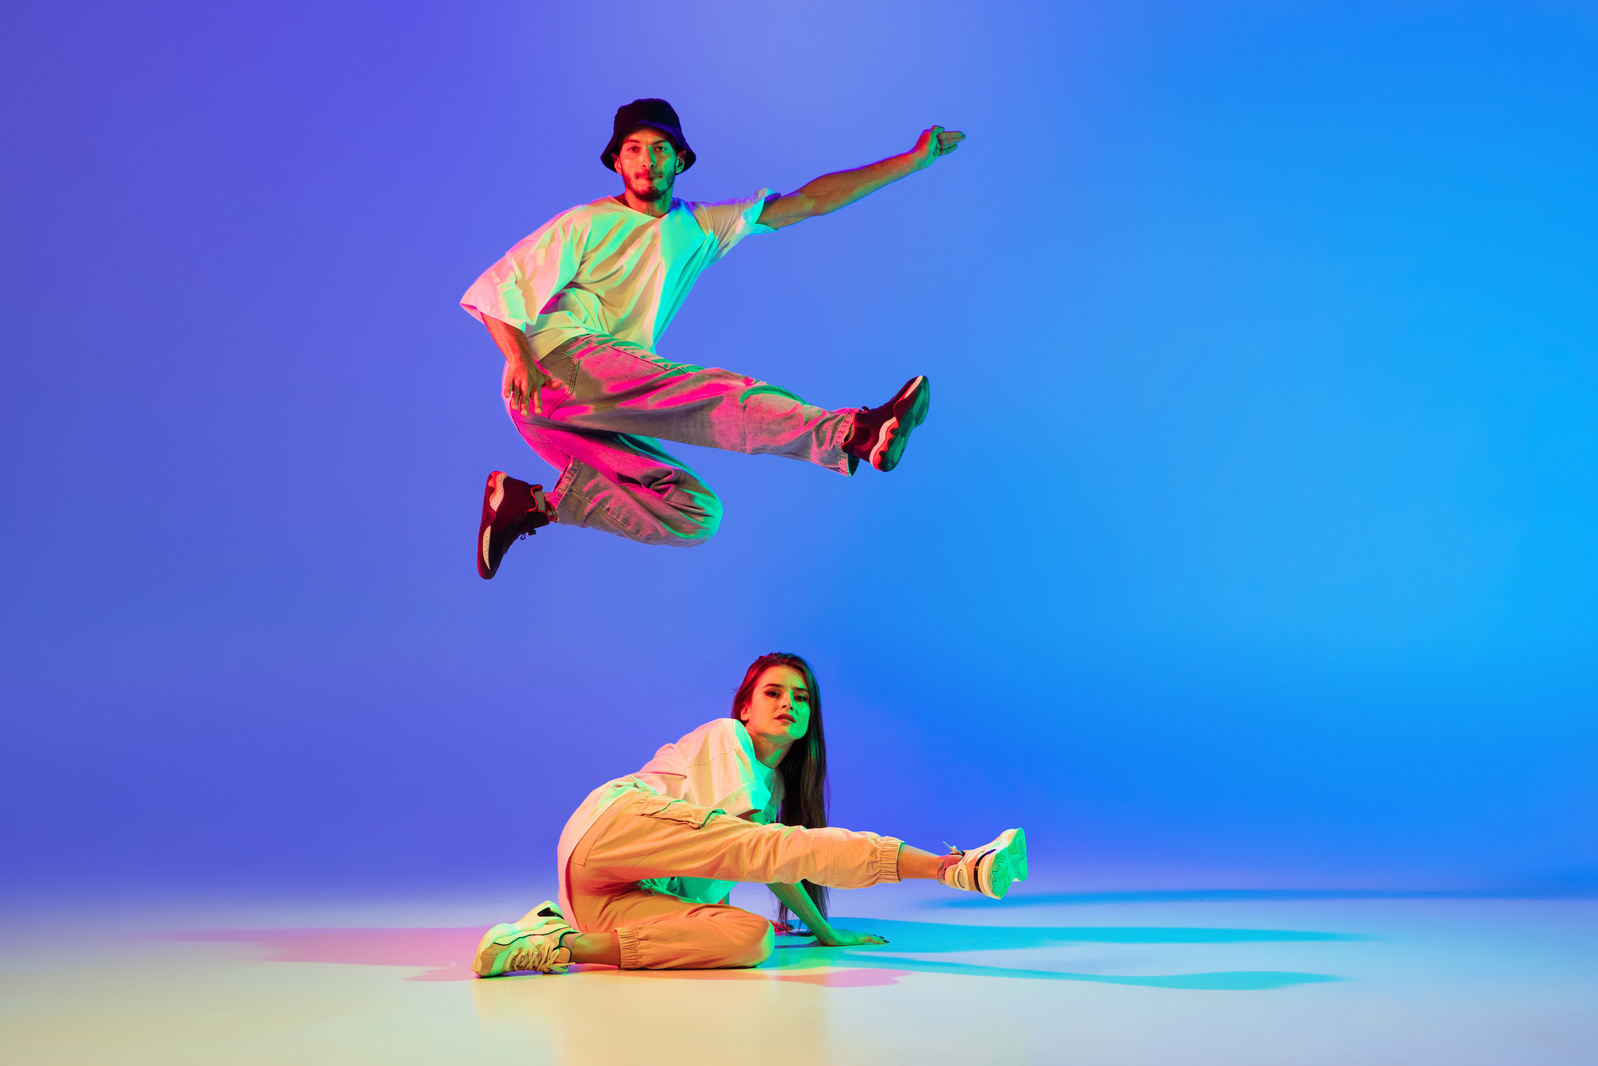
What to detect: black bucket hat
<box><xmin>600</xmin><ymin>98</ymin><xmax>696</xmax><ymax>172</ymax></box>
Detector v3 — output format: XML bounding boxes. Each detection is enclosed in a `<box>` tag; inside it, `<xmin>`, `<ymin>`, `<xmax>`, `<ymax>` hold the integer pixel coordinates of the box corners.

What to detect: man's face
<box><xmin>613</xmin><ymin>127</ymin><xmax>682</xmax><ymax>203</ymax></box>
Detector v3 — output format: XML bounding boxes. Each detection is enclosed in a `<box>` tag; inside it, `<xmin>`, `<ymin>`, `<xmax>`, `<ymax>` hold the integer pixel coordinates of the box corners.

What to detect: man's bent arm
<box><xmin>757</xmin><ymin>126</ymin><xmax>966</xmax><ymax>230</ymax></box>
<box><xmin>484</xmin><ymin>316</ymin><xmax>550</xmax><ymax>417</ymax></box>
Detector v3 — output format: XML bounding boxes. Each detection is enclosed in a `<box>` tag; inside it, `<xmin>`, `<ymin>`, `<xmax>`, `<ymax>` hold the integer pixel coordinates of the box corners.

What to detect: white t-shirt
<box><xmin>556</xmin><ymin>718</ymin><xmax>785</xmax><ymax>917</ymax></box>
<box><xmin>461</xmin><ymin>192</ymin><xmax>776</xmax><ymax>359</ymax></box>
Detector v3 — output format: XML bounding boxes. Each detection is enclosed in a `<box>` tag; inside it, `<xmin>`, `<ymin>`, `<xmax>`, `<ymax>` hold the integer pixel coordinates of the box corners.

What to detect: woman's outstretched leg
<box><xmin>573</xmin><ymin>792</ymin><xmax>903</xmax><ymax>893</ymax></box>
<box><xmin>571</xmin><ymin>791</ymin><xmax>1025</xmax><ymax>897</ymax></box>
<box><xmin>895</xmin><ymin>844</ymin><xmax>949</xmax><ymax>880</ymax></box>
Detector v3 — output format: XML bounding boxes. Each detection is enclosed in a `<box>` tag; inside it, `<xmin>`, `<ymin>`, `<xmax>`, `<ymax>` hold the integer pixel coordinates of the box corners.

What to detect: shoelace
<box><xmin>505</xmin><ymin>937</ymin><xmax>566</xmax><ymax>974</ymax></box>
<box><xmin>938</xmin><ymin>842</ymin><xmax>967</xmax><ymax>887</ymax></box>
<box><xmin>939</xmin><ymin>841</ymin><xmax>1003</xmax><ymax>894</ymax></box>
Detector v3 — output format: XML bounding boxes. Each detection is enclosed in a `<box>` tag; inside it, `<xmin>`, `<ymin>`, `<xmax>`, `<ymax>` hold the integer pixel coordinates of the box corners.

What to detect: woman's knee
<box><xmin>720</xmin><ymin>909</ymin><xmax>775</xmax><ymax>967</ymax></box>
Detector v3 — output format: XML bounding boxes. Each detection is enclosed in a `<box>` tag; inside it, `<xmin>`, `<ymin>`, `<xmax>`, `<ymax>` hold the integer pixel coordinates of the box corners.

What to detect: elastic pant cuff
<box><xmin>616</xmin><ymin>927</ymin><xmax>643</xmax><ymax>970</ymax></box>
<box><xmin>876</xmin><ymin>838</ymin><xmax>905</xmax><ymax>884</ymax></box>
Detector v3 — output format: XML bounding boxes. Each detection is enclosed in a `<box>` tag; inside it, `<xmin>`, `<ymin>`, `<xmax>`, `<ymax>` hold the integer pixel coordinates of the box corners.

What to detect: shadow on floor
<box><xmin>798</xmin><ymin>917</ymin><xmax>1366</xmax><ymax>949</ymax></box>
<box><xmin>937</xmin><ymin>886</ymin><xmax>1598</xmax><ymax>908</ymax></box>
<box><xmin>738</xmin><ymin>917</ymin><xmax>1351</xmax><ymax>989</ymax></box>
<box><xmin>162</xmin><ymin>917</ymin><xmax>1354</xmax><ymax>990</ymax></box>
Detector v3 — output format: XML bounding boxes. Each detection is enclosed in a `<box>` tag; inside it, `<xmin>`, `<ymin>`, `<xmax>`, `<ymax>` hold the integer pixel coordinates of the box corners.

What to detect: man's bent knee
<box><xmin>660</xmin><ymin>490</ymin><xmax>721</xmax><ymax>547</ymax></box>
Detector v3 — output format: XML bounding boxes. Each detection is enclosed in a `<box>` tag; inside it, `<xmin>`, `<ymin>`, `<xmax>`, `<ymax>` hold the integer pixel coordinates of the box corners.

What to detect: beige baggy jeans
<box><xmin>510</xmin><ymin>335</ymin><xmax>858</xmax><ymax>547</ymax></box>
<box><xmin>565</xmin><ymin>790</ymin><xmax>903</xmax><ymax>970</ymax></box>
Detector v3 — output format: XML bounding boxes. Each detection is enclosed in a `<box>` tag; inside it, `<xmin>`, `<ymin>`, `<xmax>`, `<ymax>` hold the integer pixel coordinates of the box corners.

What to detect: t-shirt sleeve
<box><xmin>688</xmin><ymin>189</ymin><xmax>778</xmax><ymax>263</ymax></box>
<box><xmin>687</xmin><ymin>719</ymin><xmax>772</xmax><ymax>817</ymax></box>
<box><xmin>633</xmin><ymin>719</ymin><xmax>775</xmax><ymax>818</ymax></box>
<box><xmin>460</xmin><ymin>213</ymin><xmax>582</xmax><ymax>331</ymax></box>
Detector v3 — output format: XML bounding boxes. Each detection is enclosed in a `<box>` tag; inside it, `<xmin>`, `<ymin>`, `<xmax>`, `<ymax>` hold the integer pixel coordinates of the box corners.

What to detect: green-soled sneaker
<box><xmin>942</xmin><ymin>828</ymin><xmax>1028</xmax><ymax>900</ymax></box>
<box><xmin>471</xmin><ymin>900</ymin><xmax>574</xmax><ymax>977</ymax></box>
<box><xmin>845</xmin><ymin>375</ymin><xmax>931</xmax><ymax>473</ymax></box>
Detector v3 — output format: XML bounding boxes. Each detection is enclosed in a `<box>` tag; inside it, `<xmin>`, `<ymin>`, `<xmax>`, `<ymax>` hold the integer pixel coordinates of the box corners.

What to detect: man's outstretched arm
<box><xmin>757</xmin><ymin>126</ymin><xmax>965</xmax><ymax>231</ymax></box>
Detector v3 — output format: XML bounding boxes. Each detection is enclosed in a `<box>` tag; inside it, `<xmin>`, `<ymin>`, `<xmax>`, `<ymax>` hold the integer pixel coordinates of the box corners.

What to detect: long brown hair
<box><xmin>730</xmin><ymin>652</ymin><xmax>829</xmax><ymax>925</ymax></box>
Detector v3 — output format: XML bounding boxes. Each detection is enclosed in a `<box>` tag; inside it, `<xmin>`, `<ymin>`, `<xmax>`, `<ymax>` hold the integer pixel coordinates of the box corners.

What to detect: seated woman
<box><xmin>472</xmin><ymin>652</ymin><xmax>1027</xmax><ymax>977</ymax></box>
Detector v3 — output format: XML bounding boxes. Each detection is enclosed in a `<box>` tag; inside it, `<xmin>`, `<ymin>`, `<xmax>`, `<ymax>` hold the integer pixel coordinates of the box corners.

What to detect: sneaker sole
<box><xmin>869</xmin><ymin>376</ymin><xmax>931</xmax><ymax>473</ymax></box>
<box><xmin>472</xmin><ymin>914</ymin><xmax>573</xmax><ymax>977</ymax></box>
<box><xmin>478</xmin><ymin>471</ymin><xmax>508</xmax><ymax>580</ymax></box>
<box><xmin>980</xmin><ymin>827</ymin><xmax>1028</xmax><ymax>899</ymax></box>
<box><xmin>472</xmin><ymin>922</ymin><xmax>527</xmax><ymax>977</ymax></box>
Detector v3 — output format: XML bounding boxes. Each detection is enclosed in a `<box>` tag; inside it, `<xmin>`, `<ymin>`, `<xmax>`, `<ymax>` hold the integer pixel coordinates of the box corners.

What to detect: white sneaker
<box><xmin>942</xmin><ymin>828</ymin><xmax>1028</xmax><ymax>899</ymax></box>
<box><xmin>471</xmin><ymin>900</ymin><xmax>574</xmax><ymax>977</ymax></box>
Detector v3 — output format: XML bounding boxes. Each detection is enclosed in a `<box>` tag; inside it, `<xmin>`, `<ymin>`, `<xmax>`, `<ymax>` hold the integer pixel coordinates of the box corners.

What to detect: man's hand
<box><xmin>908</xmin><ymin>126</ymin><xmax>965</xmax><ymax>171</ymax></box>
<box><xmin>501</xmin><ymin>352</ymin><xmax>551</xmax><ymax>417</ymax></box>
<box><xmin>813</xmin><ymin>926</ymin><xmax>889</xmax><ymax>947</ymax></box>
<box><xmin>484</xmin><ymin>316</ymin><xmax>550</xmax><ymax>417</ymax></box>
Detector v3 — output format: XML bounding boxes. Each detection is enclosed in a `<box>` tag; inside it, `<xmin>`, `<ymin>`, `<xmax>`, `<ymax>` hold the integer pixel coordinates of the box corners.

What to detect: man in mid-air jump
<box><xmin>462</xmin><ymin>98</ymin><xmax>963</xmax><ymax>578</ymax></box>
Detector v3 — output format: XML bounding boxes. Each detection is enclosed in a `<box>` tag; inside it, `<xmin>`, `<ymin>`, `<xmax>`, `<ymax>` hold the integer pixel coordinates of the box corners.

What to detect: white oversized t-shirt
<box><xmin>461</xmin><ymin>192</ymin><xmax>776</xmax><ymax>359</ymax></box>
<box><xmin>555</xmin><ymin>718</ymin><xmax>784</xmax><ymax>917</ymax></box>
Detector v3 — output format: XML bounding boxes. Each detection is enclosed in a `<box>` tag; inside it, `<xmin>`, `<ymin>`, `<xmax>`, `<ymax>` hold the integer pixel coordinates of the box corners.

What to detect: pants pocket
<box><xmin>537</xmin><ymin>345</ymin><xmax>578</xmax><ymax>393</ymax></box>
<box><xmin>636</xmin><ymin>795</ymin><xmax>721</xmax><ymax>829</ymax></box>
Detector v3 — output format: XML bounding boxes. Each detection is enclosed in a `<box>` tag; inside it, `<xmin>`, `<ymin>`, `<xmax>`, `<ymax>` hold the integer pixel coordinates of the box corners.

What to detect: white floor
<box><xmin>2</xmin><ymin>879</ymin><xmax>1595</xmax><ymax>1065</ymax></box>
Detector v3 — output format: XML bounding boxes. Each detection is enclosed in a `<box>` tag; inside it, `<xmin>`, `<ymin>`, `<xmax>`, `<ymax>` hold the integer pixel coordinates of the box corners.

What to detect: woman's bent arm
<box><xmin>768</xmin><ymin>882</ymin><xmax>887</xmax><ymax>947</ymax></box>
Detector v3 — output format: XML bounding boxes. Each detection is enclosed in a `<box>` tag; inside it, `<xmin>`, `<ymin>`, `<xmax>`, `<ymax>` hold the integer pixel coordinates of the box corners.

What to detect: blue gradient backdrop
<box><xmin>3</xmin><ymin>0</ymin><xmax>1595</xmax><ymax>896</ymax></box>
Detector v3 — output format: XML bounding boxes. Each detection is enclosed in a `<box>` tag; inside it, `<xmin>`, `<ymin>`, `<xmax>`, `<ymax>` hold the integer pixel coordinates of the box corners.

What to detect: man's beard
<box><xmin>630</xmin><ymin>175</ymin><xmax>670</xmax><ymax>202</ymax></box>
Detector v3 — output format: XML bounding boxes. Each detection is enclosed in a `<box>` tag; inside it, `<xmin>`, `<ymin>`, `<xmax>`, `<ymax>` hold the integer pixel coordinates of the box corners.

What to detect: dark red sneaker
<box><xmin>845</xmin><ymin>376</ymin><xmax>931</xmax><ymax>472</ymax></box>
<box><xmin>477</xmin><ymin>471</ymin><xmax>551</xmax><ymax>580</ymax></box>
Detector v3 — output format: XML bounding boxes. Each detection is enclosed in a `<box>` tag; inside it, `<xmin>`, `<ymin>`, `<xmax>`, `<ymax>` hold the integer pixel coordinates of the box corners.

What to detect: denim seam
<box><xmin>833</xmin><ymin>410</ymin><xmax>859</xmax><ymax>477</ymax></box>
<box><xmin>548</xmin><ymin>460</ymin><xmax>582</xmax><ymax>519</ymax></box>
<box><xmin>558</xmin><ymin>481</ymin><xmax>653</xmax><ymax>541</ymax></box>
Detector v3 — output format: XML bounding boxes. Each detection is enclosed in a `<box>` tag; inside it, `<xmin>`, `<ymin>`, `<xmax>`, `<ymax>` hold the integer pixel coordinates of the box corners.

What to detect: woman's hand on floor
<box><xmin>813</xmin><ymin>927</ymin><xmax>888</xmax><ymax>947</ymax></box>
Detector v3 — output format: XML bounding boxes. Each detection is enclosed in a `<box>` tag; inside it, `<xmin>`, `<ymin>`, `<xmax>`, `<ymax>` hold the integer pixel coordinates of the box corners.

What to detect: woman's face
<box><xmin>738</xmin><ymin>665</ymin><xmax>812</xmax><ymax>750</ymax></box>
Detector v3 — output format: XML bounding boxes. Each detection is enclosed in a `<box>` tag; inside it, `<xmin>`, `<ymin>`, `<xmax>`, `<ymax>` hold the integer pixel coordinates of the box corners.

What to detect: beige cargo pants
<box><xmin>565</xmin><ymin>789</ymin><xmax>903</xmax><ymax>969</ymax></box>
